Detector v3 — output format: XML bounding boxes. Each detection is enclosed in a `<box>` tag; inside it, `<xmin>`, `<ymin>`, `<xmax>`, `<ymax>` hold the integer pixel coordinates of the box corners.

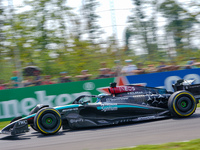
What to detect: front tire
<box><xmin>168</xmin><ymin>91</ymin><xmax>197</xmax><ymax>117</ymax></box>
<box><xmin>29</xmin><ymin>104</ymin><xmax>49</xmax><ymax>131</ymax></box>
<box><xmin>34</xmin><ymin>108</ymin><xmax>62</xmax><ymax>135</ymax></box>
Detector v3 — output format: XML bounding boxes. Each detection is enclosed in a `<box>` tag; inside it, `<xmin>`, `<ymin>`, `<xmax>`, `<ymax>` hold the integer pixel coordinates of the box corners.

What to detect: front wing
<box><xmin>0</xmin><ymin>119</ymin><xmax>30</xmax><ymax>136</ymax></box>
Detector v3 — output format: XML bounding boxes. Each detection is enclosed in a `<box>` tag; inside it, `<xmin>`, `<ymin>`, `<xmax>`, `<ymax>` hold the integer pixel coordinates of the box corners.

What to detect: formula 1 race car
<box><xmin>0</xmin><ymin>79</ymin><xmax>199</xmax><ymax>136</ymax></box>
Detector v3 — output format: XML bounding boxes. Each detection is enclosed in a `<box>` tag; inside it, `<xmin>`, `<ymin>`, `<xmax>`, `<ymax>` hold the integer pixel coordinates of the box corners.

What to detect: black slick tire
<box><xmin>168</xmin><ymin>90</ymin><xmax>197</xmax><ymax>117</ymax></box>
<box><xmin>34</xmin><ymin>107</ymin><xmax>62</xmax><ymax>135</ymax></box>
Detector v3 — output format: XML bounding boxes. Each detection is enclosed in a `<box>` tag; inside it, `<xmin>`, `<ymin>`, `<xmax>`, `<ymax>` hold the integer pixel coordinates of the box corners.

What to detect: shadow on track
<box><xmin>172</xmin><ymin>112</ymin><xmax>200</xmax><ymax>120</ymax></box>
<box><xmin>0</xmin><ymin>135</ymin><xmax>31</xmax><ymax>140</ymax></box>
<box><xmin>0</xmin><ymin>131</ymin><xmax>65</xmax><ymax>140</ymax></box>
<box><xmin>36</xmin><ymin>132</ymin><xmax>65</xmax><ymax>138</ymax></box>
<box><xmin>0</xmin><ymin>118</ymin><xmax>167</xmax><ymax>140</ymax></box>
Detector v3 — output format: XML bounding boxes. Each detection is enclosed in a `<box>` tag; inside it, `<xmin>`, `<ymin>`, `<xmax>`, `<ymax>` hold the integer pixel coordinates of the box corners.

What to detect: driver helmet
<box><xmin>96</xmin><ymin>93</ymin><xmax>107</xmax><ymax>103</ymax></box>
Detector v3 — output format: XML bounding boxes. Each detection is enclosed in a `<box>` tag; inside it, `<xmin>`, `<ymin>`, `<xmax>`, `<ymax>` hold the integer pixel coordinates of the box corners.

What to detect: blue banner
<box><xmin>126</xmin><ymin>68</ymin><xmax>200</xmax><ymax>92</ymax></box>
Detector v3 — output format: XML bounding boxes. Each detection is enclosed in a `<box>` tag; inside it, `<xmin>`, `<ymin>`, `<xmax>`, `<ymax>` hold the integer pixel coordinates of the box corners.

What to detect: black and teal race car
<box><xmin>0</xmin><ymin>79</ymin><xmax>199</xmax><ymax>136</ymax></box>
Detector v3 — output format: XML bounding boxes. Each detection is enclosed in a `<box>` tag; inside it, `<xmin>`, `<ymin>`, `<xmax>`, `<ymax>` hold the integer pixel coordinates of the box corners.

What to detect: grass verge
<box><xmin>0</xmin><ymin>121</ymin><xmax>10</xmax><ymax>130</ymax></box>
<box><xmin>109</xmin><ymin>139</ymin><xmax>200</xmax><ymax>150</ymax></box>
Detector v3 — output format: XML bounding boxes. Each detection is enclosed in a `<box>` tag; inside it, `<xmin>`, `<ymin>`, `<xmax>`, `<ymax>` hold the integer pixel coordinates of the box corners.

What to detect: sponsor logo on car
<box><xmin>17</xmin><ymin>120</ymin><xmax>27</xmax><ymax>125</ymax></box>
<box><xmin>98</xmin><ymin>103</ymin><xmax>118</xmax><ymax>112</ymax></box>
<box><xmin>69</xmin><ymin>118</ymin><xmax>84</xmax><ymax>123</ymax></box>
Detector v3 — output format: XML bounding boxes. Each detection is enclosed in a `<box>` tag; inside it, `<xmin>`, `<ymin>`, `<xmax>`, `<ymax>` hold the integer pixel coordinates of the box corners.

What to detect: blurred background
<box><xmin>0</xmin><ymin>0</ymin><xmax>200</xmax><ymax>88</ymax></box>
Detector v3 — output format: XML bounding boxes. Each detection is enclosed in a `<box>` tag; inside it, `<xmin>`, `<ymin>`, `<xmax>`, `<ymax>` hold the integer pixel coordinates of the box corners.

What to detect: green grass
<box><xmin>109</xmin><ymin>139</ymin><xmax>200</xmax><ymax>150</ymax></box>
<box><xmin>0</xmin><ymin>121</ymin><xmax>10</xmax><ymax>130</ymax></box>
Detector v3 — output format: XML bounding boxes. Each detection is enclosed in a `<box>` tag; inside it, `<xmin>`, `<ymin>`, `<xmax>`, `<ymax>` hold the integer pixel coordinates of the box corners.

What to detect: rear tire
<box><xmin>168</xmin><ymin>91</ymin><xmax>197</xmax><ymax>117</ymax></box>
<box><xmin>34</xmin><ymin>108</ymin><xmax>62</xmax><ymax>135</ymax></box>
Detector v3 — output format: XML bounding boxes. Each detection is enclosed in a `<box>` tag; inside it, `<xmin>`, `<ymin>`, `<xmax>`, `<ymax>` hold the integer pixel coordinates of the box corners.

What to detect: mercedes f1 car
<box><xmin>1</xmin><ymin>79</ymin><xmax>199</xmax><ymax>136</ymax></box>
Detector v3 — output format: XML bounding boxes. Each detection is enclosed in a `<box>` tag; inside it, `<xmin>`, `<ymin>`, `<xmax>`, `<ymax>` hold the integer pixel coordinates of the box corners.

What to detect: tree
<box><xmin>124</xmin><ymin>27</ymin><xmax>133</xmax><ymax>54</ymax></box>
<box><xmin>0</xmin><ymin>0</ymin><xmax>15</xmax><ymax>79</ymax></box>
<box><xmin>11</xmin><ymin>0</ymin><xmax>75</xmax><ymax>74</ymax></box>
<box><xmin>82</xmin><ymin>0</ymin><xmax>102</xmax><ymax>44</ymax></box>
<box><xmin>126</xmin><ymin>0</ymin><xmax>159</xmax><ymax>58</ymax></box>
<box><xmin>160</xmin><ymin>0</ymin><xmax>198</xmax><ymax>56</ymax></box>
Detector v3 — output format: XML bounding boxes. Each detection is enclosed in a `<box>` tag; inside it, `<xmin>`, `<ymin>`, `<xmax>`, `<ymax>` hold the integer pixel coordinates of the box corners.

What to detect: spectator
<box><xmin>75</xmin><ymin>70</ymin><xmax>92</xmax><ymax>81</ymax></box>
<box><xmin>184</xmin><ymin>61</ymin><xmax>195</xmax><ymax>69</ymax></box>
<box><xmin>10</xmin><ymin>71</ymin><xmax>20</xmax><ymax>88</ymax></box>
<box><xmin>146</xmin><ymin>64</ymin><xmax>157</xmax><ymax>73</ymax></box>
<box><xmin>0</xmin><ymin>84</ymin><xmax>6</xmax><ymax>90</ymax></box>
<box><xmin>96</xmin><ymin>68</ymin><xmax>111</xmax><ymax>79</ymax></box>
<box><xmin>0</xmin><ymin>79</ymin><xmax>6</xmax><ymax>90</ymax></box>
<box><xmin>156</xmin><ymin>61</ymin><xmax>170</xmax><ymax>72</ymax></box>
<box><xmin>105</xmin><ymin>68</ymin><xmax>115</xmax><ymax>78</ymax></box>
<box><xmin>42</xmin><ymin>75</ymin><xmax>55</xmax><ymax>85</ymax></box>
<box><xmin>183</xmin><ymin>57</ymin><xmax>198</xmax><ymax>69</ymax></box>
<box><xmin>168</xmin><ymin>61</ymin><xmax>180</xmax><ymax>71</ymax></box>
<box><xmin>58</xmin><ymin>72</ymin><xmax>72</xmax><ymax>83</ymax></box>
<box><xmin>190</xmin><ymin>57</ymin><xmax>197</xmax><ymax>64</ymax></box>
<box><xmin>22</xmin><ymin>76</ymin><xmax>33</xmax><ymax>87</ymax></box>
<box><xmin>32</xmin><ymin>70</ymin><xmax>42</xmax><ymax>86</ymax></box>
<box><xmin>194</xmin><ymin>62</ymin><xmax>200</xmax><ymax>68</ymax></box>
<box><xmin>133</xmin><ymin>63</ymin><xmax>146</xmax><ymax>75</ymax></box>
<box><xmin>121</xmin><ymin>59</ymin><xmax>137</xmax><ymax>76</ymax></box>
<box><xmin>191</xmin><ymin>57</ymin><xmax>200</xmax><ymax>67</ymax></box>
<box><xmin>96</xmin><ymin>61</ymin><xmax>113</xmax><ymax>79</ymax></box>
<box><xmin>112</xmin><ymin>60</ymin><xmax>122</xmax><ymax>77</ymax></box>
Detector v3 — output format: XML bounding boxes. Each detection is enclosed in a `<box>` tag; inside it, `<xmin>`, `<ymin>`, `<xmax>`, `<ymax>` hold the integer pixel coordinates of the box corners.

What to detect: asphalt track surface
<box><xmin>1</xmin><ymin>109</ymin><xmax>200</xmax><ymax>150</ymax></box>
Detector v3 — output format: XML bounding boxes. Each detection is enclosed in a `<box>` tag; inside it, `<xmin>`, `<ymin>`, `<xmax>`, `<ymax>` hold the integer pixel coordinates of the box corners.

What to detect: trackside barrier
<box><xmin>0</xmin><ymin>68</ymin><xmax>200</xmax><ymax>121</ymax></box>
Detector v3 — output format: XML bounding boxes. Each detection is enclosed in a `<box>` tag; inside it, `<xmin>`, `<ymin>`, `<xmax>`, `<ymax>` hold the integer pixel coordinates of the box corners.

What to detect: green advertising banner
<box><xmin>0</xmin><ymin>78</ymin><xmax>114</xmax><ymax>121</ymax></box>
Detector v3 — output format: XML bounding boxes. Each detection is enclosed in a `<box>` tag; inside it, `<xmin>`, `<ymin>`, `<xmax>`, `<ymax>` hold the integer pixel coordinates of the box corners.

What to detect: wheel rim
<box><xmin>176</xmin><ymin>96</ymin><xmax>193</xmax><ymax>112</ymax></box>
<box><xmin>181</xmin><ymin>101</ymin><xmax>187</xmax><ymax>108</ymax></box>
<box><xmin>41</xmin><ymin>113</ymin><xmax>57</xmax><ymax>129</ymax></box>
<box><xmin>46</xmin><ymin>118</ymin><xmax>53</xmax><ymax>124</ymax></box>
